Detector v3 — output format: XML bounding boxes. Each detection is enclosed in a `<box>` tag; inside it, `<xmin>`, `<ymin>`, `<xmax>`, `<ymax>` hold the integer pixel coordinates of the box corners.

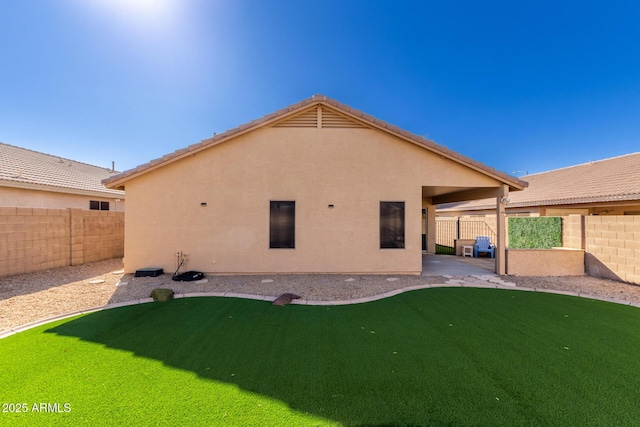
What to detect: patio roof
<box><xmin>438</xmin><ymin>152</ymin><xmax>640</xmax><ymax>212</ymax></box>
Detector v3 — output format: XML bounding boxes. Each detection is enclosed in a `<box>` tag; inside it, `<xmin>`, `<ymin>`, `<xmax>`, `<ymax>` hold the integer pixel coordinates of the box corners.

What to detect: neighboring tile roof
<box><xmin>103</xmin><ymin>94</ymin><xmax>528</xmax><ymax>191</ymax></box>
<box><xmin>0</xmin><ymin>142</ymin><xmax>125</xmax><ymax>197</ymax></box>
<box><xmin>438</xmin><ymin>152</ymin><xmax>640</xmax><ymax>211</ymax></box>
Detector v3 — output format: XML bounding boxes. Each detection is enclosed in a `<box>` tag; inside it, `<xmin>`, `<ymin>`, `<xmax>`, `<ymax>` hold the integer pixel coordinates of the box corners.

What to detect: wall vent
<box><xmin>273</xmin><ymin>106</ymin><xmax>318</xmax><ymax>128</ymax></box>
<box><xmin>320</xmin><ymin>107</ymin><xmax>368</xmax><ymax>128</ymax></box>
<box><xmin>273</xmin><ymin>105</ymin><xmax>369</xmax><ymax>129</ymax></box>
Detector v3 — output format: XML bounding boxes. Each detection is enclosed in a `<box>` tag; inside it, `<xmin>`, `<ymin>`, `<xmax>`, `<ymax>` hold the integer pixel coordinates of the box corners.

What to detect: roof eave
<box><xmin>437</xmin><ymin>194</ymin><xmax>640</xmax><ymax>212</ymax></box>
<box><xmin>103</xmin><ymin>95</ymin><xmax>528</xmax><ymax>191</ymax></box>
<box><xmin>1</xmin><ymin>179</ymin><xmax>125</xmax><ymax>199</ymax></box>
<box><xmin>103</xmin><ymin>98</ymin><xmax>324</xmax><ymax>189</ymax></box>
<box><xmin>311</xmin><ymin>98</ymin><xmax>528</xmax><ymax>191</ymax></box>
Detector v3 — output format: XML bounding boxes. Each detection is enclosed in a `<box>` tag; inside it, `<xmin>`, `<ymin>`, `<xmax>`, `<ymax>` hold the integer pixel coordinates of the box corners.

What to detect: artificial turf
<box><xmin>2</xmin><ymin>287</ymin><xmax>640</xmax><ymax>426</ymax></box>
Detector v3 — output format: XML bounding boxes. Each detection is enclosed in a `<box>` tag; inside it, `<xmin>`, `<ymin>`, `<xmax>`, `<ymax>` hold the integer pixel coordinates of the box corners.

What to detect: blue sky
<box><xmin>1</xmin><ymin>0</ymin><xmax>638</xmax><ymax>176</ymax></box>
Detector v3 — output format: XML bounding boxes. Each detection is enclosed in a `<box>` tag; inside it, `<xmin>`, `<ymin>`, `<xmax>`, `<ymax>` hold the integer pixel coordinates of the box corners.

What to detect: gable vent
<box><xmin>321</xmin><ymin>107</ymin><xmax>368</xmax><ymax>128</ymax></box>
<box><xmin>273</xmin><ymin>107</ymin><xmax>318</xmax><ymax>128</ymax></box>
<box><xmin>273</xmin><ymin>106</ymin><xmax>369</xmax><ymax>129</ymax></box>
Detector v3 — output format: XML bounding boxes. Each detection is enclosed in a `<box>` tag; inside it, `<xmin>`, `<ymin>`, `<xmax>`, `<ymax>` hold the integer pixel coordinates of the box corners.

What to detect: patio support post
<box><xmin>427</xmin><ymin>203</ymin><xmax>436</xmax><ymax>254</ymax></box>
<box><xmin>496</xmin><ymin>184</ymin><xmax>509</xmax><ymax>275</ymax></box>
<box><xmin>423</xmin><ymin>198</ymin><xmax>436</xmax><ymax>254</ymax></box>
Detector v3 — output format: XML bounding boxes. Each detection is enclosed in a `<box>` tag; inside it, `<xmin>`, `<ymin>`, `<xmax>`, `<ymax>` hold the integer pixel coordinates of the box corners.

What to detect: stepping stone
<box><xmin>345</xmin><ymin>278</ymin><xmax>356</xmax><ymax>282</ymax></box>
<box><xmin>89</xmin><ymin>279</ymin><xmax>105</xmax><ymax>284</ymax></box>
<box><xmin>115</xmin><ymin>281</ymin><xmax>128</xmax><ymax>287</ymax></box>
<box><xmin>261</xmin><ymin>279</ymin><xmax>274</xmax><ymax>283</ymax></box>
<box><xmin>272</xmin><ymin>293</ymin><xmax>301</xmax><ymax>306</ymax></box>
<box><xmin>386</xmin><ymin>278</ymin><xmax>399</xmax><ymax>282</ymax></box>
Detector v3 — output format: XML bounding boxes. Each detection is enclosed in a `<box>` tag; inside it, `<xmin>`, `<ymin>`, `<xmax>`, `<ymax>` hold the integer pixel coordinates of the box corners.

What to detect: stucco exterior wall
<box><xmin>123</xmin><ymin>126</ymin><xmax>503</xmax><ymax>274</ymax></box>
<box><xmin>506</xmin><ymin>248</ymin><xmax>584</xmax><ymax>276</ymax></box>
<box><xmin>0</xmin><ymin>186</ymin><xmax>124</xmax><ymax>211</ymax></box>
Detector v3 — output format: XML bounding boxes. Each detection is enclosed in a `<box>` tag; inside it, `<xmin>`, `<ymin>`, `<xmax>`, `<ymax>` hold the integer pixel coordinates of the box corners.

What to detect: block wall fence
<box><xmin>439</xmin><ymin>214</ymin><xmax>639</xmax><ymax>284</ymax></box>
<box><xmin>0</xmin><ymin>207</ymin><xmax>124</xmax><ymax>278</ymax></box>
<box><xmin>522</xmin><ymin>214</ymin><xmax>638</xmax><ymax>284</ymax></box>
<box><xmin>580</xmin><ymin>215</ymin><xmax>640</xmax><ymax>285</ymax></box>
<box><xmin>1</xmin><ymin>208</ymin><xmax>638</xmax><ymax>283</ymax></box>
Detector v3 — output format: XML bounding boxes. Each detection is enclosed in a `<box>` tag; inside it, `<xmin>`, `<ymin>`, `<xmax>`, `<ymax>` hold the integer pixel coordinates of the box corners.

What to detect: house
<box><xmin>0</xmin><ymin>142</ymin><xmax>125</xmax><ymax>211</ymax></box>
<box><xmin>437</xmin><ymin>153</ymin><xmax>640</xmax><ymax>217</ymax></box>
<box><xmin>0</xmin><ymin>143</ymin><xmax>125</xmax><ymax>277</ymax></box>
<box><xmin>103</xmin><ymin>95</ymin><xmax>526</xmax><ymax>275</ymax></box>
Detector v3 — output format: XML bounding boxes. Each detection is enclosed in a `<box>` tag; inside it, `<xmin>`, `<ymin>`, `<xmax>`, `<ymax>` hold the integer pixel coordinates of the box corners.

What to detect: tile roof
<box><xmin>103</xmin><ymin>94</ymin><xmax>528</xmax><ymax>191</ymax></box>
<box><xmin>438</xmin><ymin>152</ymin><xmax>640</xmax><ymax>211</ymax></box>
<box><xmin>0</xmin><ymin>142</ymin><xmax>125</xmax><ymax>197</ymax></box>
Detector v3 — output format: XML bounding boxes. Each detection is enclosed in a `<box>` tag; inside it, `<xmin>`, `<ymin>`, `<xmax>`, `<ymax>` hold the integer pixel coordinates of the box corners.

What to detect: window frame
<box><xmin>269</xmin><ymin>200</ymin><xmax>296</xmax><ymax>249</ymax></box>
<box><xmin>380</xmin><ymin>201</ymin><xmax>405</xmax><ymax>249</ymax></box>
<box><xmin>89</xmin><ymin>200</ymin><xmax>110</xmax><ymax>211</ymax></box>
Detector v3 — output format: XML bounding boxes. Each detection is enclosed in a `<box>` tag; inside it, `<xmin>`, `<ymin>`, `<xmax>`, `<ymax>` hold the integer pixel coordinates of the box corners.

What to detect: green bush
<box><xmin>508</xmin><ymin>217</ymin><xmax>562</xmax><ymax>248</ymax></box>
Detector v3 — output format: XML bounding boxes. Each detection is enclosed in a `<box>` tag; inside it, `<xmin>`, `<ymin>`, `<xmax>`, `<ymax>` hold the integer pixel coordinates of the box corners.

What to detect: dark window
<box><xmin>90</xmin><ymin>201</ymin><xmax>110</xmax><ymax>211</ymax></box>
<box><xmin>380</xmin><ymin>202</ymin><xmax>405</xmax><ymax>249</ymax></box>
<box><xmin>270</xmin><ymin>201</ymin><xmax>295</xmax><ymax>249</ymax></box>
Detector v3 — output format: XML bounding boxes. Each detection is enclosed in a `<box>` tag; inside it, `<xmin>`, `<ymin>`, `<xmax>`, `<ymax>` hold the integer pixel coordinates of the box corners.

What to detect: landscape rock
<box><xmin>150</xmin><ymin>288</ymin><xmax>174</xmax><ymax>302</ymax></box>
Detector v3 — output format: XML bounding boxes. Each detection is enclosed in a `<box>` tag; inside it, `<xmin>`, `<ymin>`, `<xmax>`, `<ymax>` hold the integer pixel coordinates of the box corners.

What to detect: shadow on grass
<box><xmin>46</xmin><ymin>288</ymin><xmax>640</xmax><ymax>426</ymax></box>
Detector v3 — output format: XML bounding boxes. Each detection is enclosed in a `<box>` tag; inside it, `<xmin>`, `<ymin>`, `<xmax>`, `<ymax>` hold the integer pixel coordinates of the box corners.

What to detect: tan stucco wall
<box><xmin>506</xmin><ymin>248</ymin><xmax>584</xmax><ymax>276</ymax></box>
<box><xmin>123</xmin><ymin>126</ymin><xmax>504</xmax><ymax>274</ymax></box>
<box><xmin>0</xmin><ymin>186</ymin><xmax>124</xmax><ymax>211</ymax></box>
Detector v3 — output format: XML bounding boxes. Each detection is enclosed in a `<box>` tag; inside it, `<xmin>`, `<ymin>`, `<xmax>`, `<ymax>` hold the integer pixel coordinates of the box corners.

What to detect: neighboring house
<box><xmin>0</xmin><ymin>142</ymin><xmax>125</xmax><ymax>211</ymax></box>
<box><xmin>104</xmin><ymin>95</ymin><xmax>526</xmax><ymax>275</ymax></box>
<box><xmin>437</xmin><ymin>152</ymin><xmax>640</xmax><ymax>217</ymax></box>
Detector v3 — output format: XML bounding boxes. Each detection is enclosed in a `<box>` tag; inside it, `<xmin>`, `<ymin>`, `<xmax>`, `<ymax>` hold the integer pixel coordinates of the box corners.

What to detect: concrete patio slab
<box><xmin>423</xmin><ymin>254</ymin><xmax>494</xmax><ymax>276</ymax></box>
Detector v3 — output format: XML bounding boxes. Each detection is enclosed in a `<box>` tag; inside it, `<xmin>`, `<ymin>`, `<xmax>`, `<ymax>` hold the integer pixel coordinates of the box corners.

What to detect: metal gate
<box><xmin>435</xmin><ymin>218</ymin><xmax>497</xmax><ymax>254</ymax></box>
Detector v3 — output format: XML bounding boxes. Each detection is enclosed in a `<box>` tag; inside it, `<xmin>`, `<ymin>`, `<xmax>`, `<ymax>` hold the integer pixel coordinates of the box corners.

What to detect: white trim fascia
<box><xmin>0</xmin><ymin>180</ymin><xmax>125</xmax><ymax>199</ymax></box>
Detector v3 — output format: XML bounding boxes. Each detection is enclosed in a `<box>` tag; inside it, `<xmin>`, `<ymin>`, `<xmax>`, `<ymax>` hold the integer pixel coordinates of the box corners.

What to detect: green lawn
<box><xmin>435</xmin><ymin>244</ymin><xmax>454</xmax><ymax>254</ymax></box>
<box><xmin>2</xmin><ymin>288</ymin><xmax>640</xmax><ymax>426</ymax></box>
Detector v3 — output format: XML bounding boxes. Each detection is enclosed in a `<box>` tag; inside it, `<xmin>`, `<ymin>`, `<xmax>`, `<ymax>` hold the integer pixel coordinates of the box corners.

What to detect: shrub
<box><xmin>150</xmin><ymin>288</ymin><xmax>174</xmax><ymax>302</ymax></box>
<box><xmin>508</xmin><ymin>217</ymin><xmax>562</xmax><ymax>248</ymax></box>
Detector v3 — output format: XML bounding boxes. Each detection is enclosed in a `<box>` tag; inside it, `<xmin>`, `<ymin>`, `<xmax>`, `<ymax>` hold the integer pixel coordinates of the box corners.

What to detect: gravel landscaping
<box><xmin>1</xmin><ymin>257</ymin><xmax>640</xmax><ymax>334</ymax></box>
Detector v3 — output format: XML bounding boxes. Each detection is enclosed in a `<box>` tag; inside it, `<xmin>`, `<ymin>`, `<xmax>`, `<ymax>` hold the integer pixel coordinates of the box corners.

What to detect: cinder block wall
<box><xmin>445</xmin><ymin>213</ymin><xmax>639</xmax><ymax>284</ymax></box>
<box><xmin>562</xmin><ymin>215</ymin><xmax>584</xmax><ymax>250</ymax></box>
<box><xmin>82</xmin><ymin>210</ymin><xmax>125</xmax><ymax>264</ymax></box>
<box><xmin>584</xmin><ymin>216</ymin><xmax>640</xmax><ymax>284</ymax></box>
<box><xmin>0</xmin><ymin>207</ymin><xmax>70</xmax><ymax>276</ymax></box>
<box><xmin>0</xmin><ymin>207</ymin><xmax>123</xmax><ymax>278</ymax></box>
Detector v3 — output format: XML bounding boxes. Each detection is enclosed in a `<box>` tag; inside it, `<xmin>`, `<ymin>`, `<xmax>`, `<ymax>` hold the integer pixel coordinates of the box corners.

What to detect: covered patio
<box><xmin>422</xmin><ymin>183</ymin><xmax>520</xmax><ymax>275</ymax></box>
